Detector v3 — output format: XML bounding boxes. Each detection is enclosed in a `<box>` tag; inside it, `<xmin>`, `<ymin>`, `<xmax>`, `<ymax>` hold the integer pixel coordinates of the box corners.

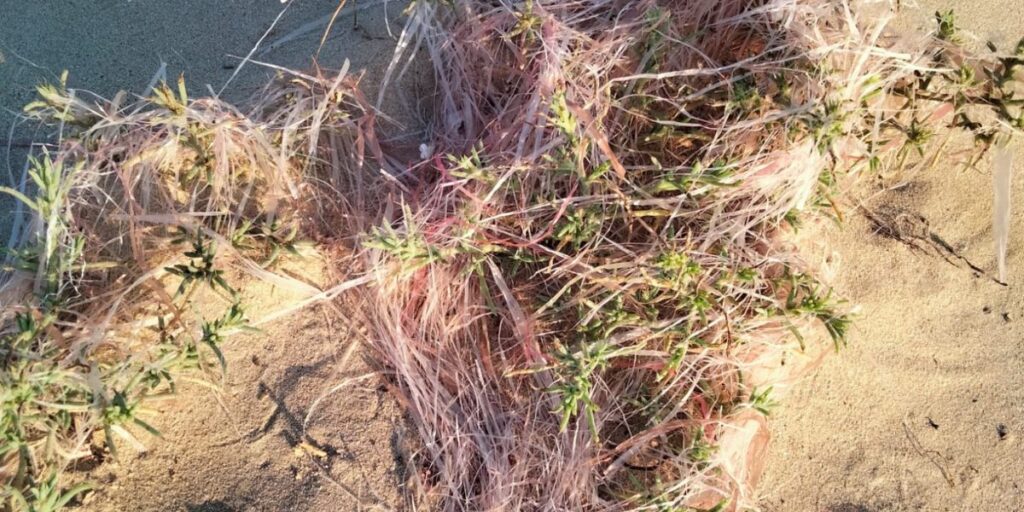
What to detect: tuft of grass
<box><xmin>2</xmin><ymin>68</ymin><xmax>368</xmax><ymax>510</ymax></box>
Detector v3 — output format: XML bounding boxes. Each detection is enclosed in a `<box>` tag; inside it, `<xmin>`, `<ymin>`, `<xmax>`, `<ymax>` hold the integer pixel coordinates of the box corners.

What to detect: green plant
<box><xmin>364</xmin><ymin>204</ymin><xmax>450</xmax><ymax>272</ymax></box>
<box><xmin>553</xmin><ymin>207</ymin><xmax>602</xmax><ymax>249</ymax></box>
<box><xmin>506</xmin><ymin>0</ymin><xmax>542</xmax><ymax>43</ymax></box>
<box><xmin>0</xmin><ymin>209</ymin><xmax>250</xmax><ymax>512</ymax></box>
<box><xmin>783</xmin><ymin>272</ymin><xmax>852</xmax><ymax>350</ymax></box>
<box><xmin>6</xmin><ymin>474</ymin><xmax>91</xmax><ymax>512</ymax></box>
<box><xmin>166</xmin><ymin>229</ymin><xmax>236</xmax><ymax>298</ymax></box>
<box><xmin>22</xmin><ymin>71</ymin><xmax>98</xmax><ymax>128</ymax></box>
<box><xmin>1</xmin><ymin>77</ymin><xmax>288</xmax><ymax>509</ymax></box>
<box><xmin>746</xmin><ymin>386</ymin><xmax>778</xmax><ymax>416</ymax></box>
<box><xmin>0</xmin><ymin>154</ymin><xmax>85</xmax><ymax>306</ymax></box>
<box><xmin>199</xmin><ymin>302</ymin><xmax>253</xmax><ymax>373</ymax></box>
<box><xmin>229</xmin><ymin>218</ymin><xmax>309</xmax><ymax>267</ymax></box>
<box><xmin>935</xmin><ymin>10</ymin><xmax>960</xmax><ymax>43</ymax></box>
<box><xmin>547</xmin><ymin>341</ymin><xmax>641</xmax><ymax>441</ymax></box>
<box><xmin>447</xmin><ymin>144</ymin><xmax>494</xmax><ymax>185</ymax></box>
<box><xmin>686</xmin><ymin>428</ymin><xmax>715</xmax><ymax>467</ymax></box>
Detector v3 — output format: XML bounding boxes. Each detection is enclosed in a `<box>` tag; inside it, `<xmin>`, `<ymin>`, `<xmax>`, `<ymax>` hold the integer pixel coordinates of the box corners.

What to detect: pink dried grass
<box><xmin>350</xmin><ymin>1</ymin><xmax>944</xmax><ymax>510</ymax></box>
<box><xmin>5</xmin><ymin>0</ymin><xmax>1001</xmax><ymax>509</ymax></box>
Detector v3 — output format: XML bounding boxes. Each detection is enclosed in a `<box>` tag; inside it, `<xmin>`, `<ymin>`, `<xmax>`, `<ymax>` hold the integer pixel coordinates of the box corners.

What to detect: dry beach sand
<box><xmin>761</xmin><ymin>2</ymin><xmax>1024</xmax><ymax>510</ymax></box>
<box><xmin>1</xmin><ymin>1</ymin><xmax>1022</xmax><ymax>511</ymax></box>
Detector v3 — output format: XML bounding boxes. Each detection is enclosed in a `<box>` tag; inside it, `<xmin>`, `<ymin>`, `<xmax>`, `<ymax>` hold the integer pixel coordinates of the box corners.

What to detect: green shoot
<box><xmin>165</xmin><ymin>229</ymin><xmax>235</xmax><ymax>298</ymax></box>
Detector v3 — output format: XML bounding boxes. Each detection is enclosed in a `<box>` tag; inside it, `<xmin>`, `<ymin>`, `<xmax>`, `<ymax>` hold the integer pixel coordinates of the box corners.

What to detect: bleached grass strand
<box><xmin>994</xmin><ymin>142</ymin><xmax>1012</xmax><ymax>284</ymax></box>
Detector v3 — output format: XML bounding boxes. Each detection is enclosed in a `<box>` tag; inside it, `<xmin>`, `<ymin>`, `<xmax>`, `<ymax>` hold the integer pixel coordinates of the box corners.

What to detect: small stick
<box><xmin>902</xmin><ymin>419</ymin><xmax>956</xmax><ymax>487</ymax></box>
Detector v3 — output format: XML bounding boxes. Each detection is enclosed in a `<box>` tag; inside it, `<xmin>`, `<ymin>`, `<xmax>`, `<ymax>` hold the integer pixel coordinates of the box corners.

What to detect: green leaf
<box><xmin>0</xmin><ymin>186</ymin><xmax>40</xmax><ymax>212</ymax></box>
<box><xmin>205</xmin><ymin>338</ymin><xmax>227</xmax><ymax>373</ymax></box>
<box><xmin>133</xmin><ymin>418</ymin><xmax>162</xmax><ymax>438</ymax></box>
<box><xmin>53</xmin><ymin>482</ymin><xmax>94</xmax><ymax>509</ymax></box>
<box><xmin>176</xmin><ymin>74</ymin><xmax>188</xmax><ymax>105</ymax></box>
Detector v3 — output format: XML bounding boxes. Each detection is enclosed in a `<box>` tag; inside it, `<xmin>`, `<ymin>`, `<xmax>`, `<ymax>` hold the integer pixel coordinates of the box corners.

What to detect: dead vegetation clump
<box><xmin>350</xmin><ymin>1</ymin><xmax>1023</xmax><ymax>510</ymax></box>
<box><xmin>3</xmin><ymin>1</ymin><xmax>1022</xmax><ymax>511</ymax></box>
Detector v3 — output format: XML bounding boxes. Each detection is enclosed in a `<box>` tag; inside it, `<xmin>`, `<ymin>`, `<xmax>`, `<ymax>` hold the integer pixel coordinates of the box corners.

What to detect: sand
<box><xmin>0</xmin><ymin>0</ymin><xmax>427</xmax><ymax>111</ymax></box>
<box><xmin>760</xmin><ymin>2</ymin><xmax>1024</xmax><ymax>510</ymax></box>
<box><xmin>78</xmin><ymin>267</ymin><xmax>409</xmax><ymax>512</ymax></box>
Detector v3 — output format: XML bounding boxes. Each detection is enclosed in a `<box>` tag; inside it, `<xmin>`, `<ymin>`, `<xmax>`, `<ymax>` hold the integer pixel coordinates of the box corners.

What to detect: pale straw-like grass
<box><xmin>4</xmin><ymin>1</ymin><xmax>1020</xmax><ymax>510</ymax></box>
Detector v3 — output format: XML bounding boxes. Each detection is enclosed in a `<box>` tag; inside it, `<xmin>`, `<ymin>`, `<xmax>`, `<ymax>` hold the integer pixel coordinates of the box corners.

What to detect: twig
<box><xmin>902</xmin><ymin>418</ymin><xmax>956</xmax><ymax>487</ymax></box>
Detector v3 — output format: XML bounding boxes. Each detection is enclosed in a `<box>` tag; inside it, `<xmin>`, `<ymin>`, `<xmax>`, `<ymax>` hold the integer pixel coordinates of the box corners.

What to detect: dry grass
<box><xmin>349</xmin><ymin>1</ymin><xmax>1022</xmax><ymax>510</ymax></box>
<box><xmin>3</xmin><ymin>1</ymin><xmax>1021</xmax><ymax>511</ymax></box>
<box><xmin>0</xmin><ymin>66</ymin><xmax>376</xmax><ymax>510</ymax></box>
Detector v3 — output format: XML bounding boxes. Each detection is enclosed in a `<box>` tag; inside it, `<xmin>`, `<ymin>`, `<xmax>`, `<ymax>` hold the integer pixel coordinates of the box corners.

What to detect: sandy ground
<box><xmin>77</xmin><ymin>265</ymin><xmax>410</xmax><ymax>512</ymax></box>
<box><xmin>760</xmin><ymin>2</ymin><xmax>1024</xmax><ymax>510</ymax></box>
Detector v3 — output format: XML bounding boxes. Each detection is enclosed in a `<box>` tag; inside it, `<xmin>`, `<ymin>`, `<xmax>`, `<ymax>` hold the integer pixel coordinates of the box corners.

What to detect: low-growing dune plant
<box><xmin>0</xmin><ymin>149</ymin><xmax>256</xmax><ymax>511</ymax></box>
